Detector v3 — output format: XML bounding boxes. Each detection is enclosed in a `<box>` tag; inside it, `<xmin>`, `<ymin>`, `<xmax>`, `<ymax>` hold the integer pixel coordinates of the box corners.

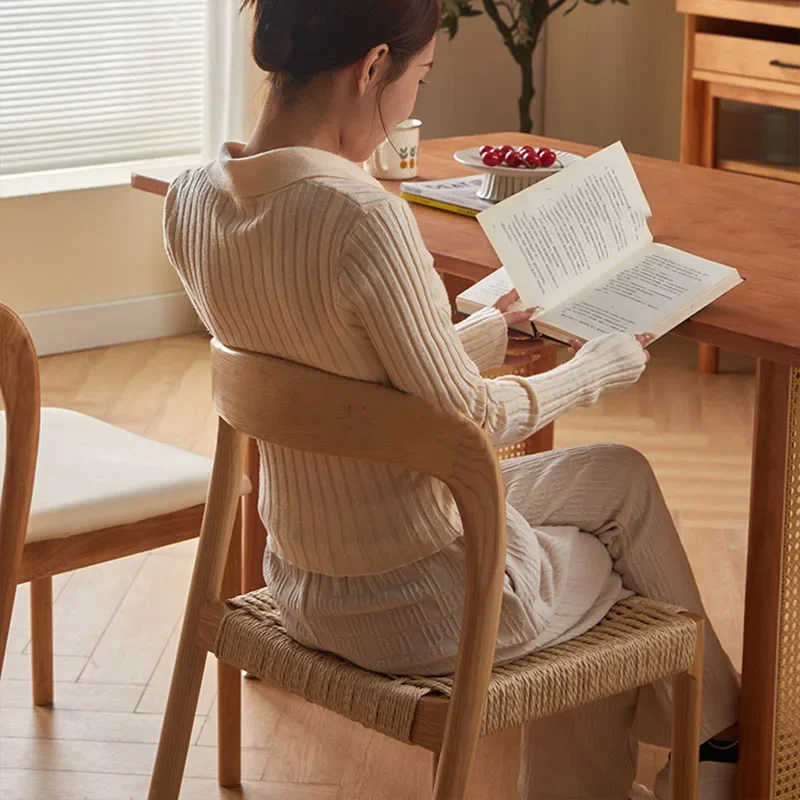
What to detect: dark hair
<box><xmin>241</xmin><ymin>0</ymin><xmax>440</xmax><ymax>95</ymax></box>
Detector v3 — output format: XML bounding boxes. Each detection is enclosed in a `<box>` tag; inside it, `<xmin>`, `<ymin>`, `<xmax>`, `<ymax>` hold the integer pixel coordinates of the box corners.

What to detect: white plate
<box><xmin>453</xmin><ymin>146</ymin><xmax>582</xmax><ymax>179</ymax></box>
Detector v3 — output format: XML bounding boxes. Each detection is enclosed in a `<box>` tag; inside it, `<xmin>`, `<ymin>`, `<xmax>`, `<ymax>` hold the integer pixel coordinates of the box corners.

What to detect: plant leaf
<box><xmin>439</xmin><ymin>0</ymin><xmax>484</xmax><ymax>39</ymax></box>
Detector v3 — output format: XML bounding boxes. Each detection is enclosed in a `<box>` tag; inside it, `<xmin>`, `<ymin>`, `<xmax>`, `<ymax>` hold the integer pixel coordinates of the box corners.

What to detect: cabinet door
<box><xmin>716</xmin><ymin>99</ymin><xmax>800</xmax><ymax>183</ymax></box>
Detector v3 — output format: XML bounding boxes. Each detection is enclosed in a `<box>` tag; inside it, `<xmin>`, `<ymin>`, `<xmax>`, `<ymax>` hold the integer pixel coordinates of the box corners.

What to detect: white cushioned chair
<box><xmin>0</xmin><ymin>302</ymin><xmax>249</xmax><ymax>785</ymax></box>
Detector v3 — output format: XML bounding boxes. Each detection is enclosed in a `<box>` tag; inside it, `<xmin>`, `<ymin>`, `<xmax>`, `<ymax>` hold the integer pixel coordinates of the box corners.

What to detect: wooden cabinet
<box><xmin>678</xmin><ymin>0</ymin><xmax>799</xmax><ymax>374</ymax></box>
<box><xmin>694</xmin><ymin>32</ymin><xmax>800</xmax><ymax>85</ymax></box>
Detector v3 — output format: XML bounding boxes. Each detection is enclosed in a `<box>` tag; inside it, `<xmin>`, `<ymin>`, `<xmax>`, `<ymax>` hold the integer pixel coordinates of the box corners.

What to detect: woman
<box><xmin>164</xmin><ymin>1</ymin><xmax>740</xmax><ymax>797</ymax></box>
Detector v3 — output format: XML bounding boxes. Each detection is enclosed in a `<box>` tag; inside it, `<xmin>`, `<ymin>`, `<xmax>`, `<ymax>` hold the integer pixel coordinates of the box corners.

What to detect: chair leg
<box><xmin>148</xmin><ymin>627</ymin><xmax>209</xmax><ymax>798</ymax></box>
<box><xmin>218</xmin><ymin>514</ymin><xmax>242</xmax><ymax>788</ymax></box>
<box><xmin>670</xmin><ymin>614</ymin><xmax>705</xmax><ymax>800</ymax></box>
<box><xmin>431</xmin><ymin>750</ymin><xmax>440</xmax><ymax>791</ymax></box>
<box><xmin>148</xmin><ymin>419</ymin><xmax>246</xmax><ymax>800</ymax></box>
<box><xmin>30</xmin><ymin>577</ymin><xmax>53</xmax><ymax>707</ymax></box>
<box><xmin>242</xmin><ymin>438</ymin><xmax>268</xmax><ymax>594</ymax></box>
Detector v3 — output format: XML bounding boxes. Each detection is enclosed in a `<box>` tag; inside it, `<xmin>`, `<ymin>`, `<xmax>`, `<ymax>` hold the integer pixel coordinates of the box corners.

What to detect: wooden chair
<box><xmin>150</xmin><ymin>338</ymin><xmax>706</xmax><ymax>800</ymax></box>
<box><xmin>0</xmin><ymin>305</ymin><xmax>40</xmax><ymax>691</ymax></box>
<box><xmin>0</xmin><ymin>303</ymin><xmax>248</xmax><ymax>782</ymax></box>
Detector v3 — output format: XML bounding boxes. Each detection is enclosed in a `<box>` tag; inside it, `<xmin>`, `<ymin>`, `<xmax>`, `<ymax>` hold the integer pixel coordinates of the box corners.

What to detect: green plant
<box><xmin>441</xmin><ymin>0</ymin><xmax>629</xmax><ymax>133</ymax></box>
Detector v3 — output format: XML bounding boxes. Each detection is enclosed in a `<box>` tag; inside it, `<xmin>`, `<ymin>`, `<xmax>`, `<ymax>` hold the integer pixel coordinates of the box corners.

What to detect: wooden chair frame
<box><xmin>0</xmin><ymin>305</ymin><xmax>238</xmax><ymax>757</ymax></box>
<box><xmin>150</xmin><ymin>338</ymin><xmax>508</xmax><ymax>800</ymax></box>
<box><xmin>150</xmin><ymin>339</ymin><xmax>704</xmax><ymax>800</ymax></box>
<box><xmin>0</xmin><ymin>305</ymin><xmax>41</xmax><ymax>683</ymax></box>
<box><xmin>20</xmin><ymin>506</ymin><xmax>207</xmax><ymax>706</ymax></box>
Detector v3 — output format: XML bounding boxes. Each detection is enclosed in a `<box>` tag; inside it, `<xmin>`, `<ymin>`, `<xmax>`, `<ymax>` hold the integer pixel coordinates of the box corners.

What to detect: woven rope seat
<box><xmin>214</xmin><ymin>589</ymin><xmax>698</xmax><ymax>743</ymax></box>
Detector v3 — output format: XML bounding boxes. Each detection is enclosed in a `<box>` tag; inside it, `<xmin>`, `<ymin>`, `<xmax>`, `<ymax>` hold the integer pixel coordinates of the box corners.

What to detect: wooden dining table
<box><xmin>133</xmin><ymin>133</ymin><xmax>800</xmax><ymax>800</ymax></box>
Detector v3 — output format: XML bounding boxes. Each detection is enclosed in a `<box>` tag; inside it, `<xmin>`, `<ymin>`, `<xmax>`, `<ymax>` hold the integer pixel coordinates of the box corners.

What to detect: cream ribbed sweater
<box><xmin>165</xmin><ymin>143</ymin><xmax>647</xmax><ymax>577</ymax></box>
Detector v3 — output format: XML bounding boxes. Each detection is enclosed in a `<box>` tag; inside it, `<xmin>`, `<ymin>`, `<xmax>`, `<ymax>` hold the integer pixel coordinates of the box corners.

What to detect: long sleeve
<box><xmin>166</xmin><ymin>145</ymin><xmax>649</xmax><ymax>576</ymax></box>
<box><xmin>337</xmin><ymin>198</ymin><xmax>647</xmax><ymax>448</ymax></box>
<box><xmin>454</xmin><ymin>306</ymin><xmax>508</xmax><ymax>372</ymax></box>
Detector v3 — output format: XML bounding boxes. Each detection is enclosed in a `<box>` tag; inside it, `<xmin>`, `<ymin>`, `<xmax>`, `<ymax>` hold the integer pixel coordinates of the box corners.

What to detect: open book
<box><xmin>457</xmin><ymin>142</ymin><xmax>742</xmax><ymax>344</ymax></box>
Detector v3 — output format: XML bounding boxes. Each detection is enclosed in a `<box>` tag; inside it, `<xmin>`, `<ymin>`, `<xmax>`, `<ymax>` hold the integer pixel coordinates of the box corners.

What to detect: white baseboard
<box><xmin>22</xmin><ymin>292</ymin><xmax>204</xmax><ymax>357</ymax></box>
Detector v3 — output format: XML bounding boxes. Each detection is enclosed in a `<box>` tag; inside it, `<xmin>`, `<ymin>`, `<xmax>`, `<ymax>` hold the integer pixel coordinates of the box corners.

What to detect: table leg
<box><xmin>738</xmin><ymin>362</ymin><xmax>800</xmax><ymax>800</ymax></box>
<box><xmin>698</xmin><ymin>343</ymin><xmax>720</xmax><ymax>375</ymax></box>
<box><xmin>697</xmin><ymin>83</ymin><xmax>721</xmax><ymax>377</ymax></box>
<box><xmin>242</xmin><ymin>438</ymin><xmax>268</xmax><ymax>594</ymax></box>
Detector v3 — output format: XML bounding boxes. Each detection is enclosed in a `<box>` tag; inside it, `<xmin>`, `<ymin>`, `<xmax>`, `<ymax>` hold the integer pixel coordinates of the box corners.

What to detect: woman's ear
<box><xmin>357</xmin><ymin>44</ymin><xmax>390</xmax><ymax>95</ymax></box>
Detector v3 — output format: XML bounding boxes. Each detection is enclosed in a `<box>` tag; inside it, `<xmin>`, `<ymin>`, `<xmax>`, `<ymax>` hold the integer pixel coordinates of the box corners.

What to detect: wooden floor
<box><xmin>1</xmin><ymin>333</ymin><xmax>754</xmax><ymax>799</ymax></box>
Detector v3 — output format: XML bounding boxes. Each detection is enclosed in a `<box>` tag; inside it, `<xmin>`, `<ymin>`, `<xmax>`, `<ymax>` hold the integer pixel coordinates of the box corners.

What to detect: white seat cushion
<box><xmin>0</xmin><ymin>408</ymin><xmax>249</xmax><ymax>543</ymax></box>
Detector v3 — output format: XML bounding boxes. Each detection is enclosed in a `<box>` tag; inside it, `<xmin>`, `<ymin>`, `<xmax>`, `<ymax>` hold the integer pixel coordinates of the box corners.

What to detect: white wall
<box><xmin>1</xmin><ymin>185</ymin><xmax>181</xmax><ymax>316</ymax></box>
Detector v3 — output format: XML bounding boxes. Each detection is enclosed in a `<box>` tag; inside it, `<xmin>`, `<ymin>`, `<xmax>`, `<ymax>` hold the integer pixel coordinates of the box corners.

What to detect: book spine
<box><xmin>400</xmin><ymin>192</ymin><xmax>479</xmax><ymax>219</ymax></box>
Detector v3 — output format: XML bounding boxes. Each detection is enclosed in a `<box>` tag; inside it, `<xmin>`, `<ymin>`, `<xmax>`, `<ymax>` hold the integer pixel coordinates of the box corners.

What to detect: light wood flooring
<box><xmin>1</xmin><ymin>333</ymin><xmax>755</xmax><ymax>799</ymax></box>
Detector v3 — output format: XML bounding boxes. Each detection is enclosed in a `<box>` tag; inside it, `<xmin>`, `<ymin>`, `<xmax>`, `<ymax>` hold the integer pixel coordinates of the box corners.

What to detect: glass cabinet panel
<box><xmin>716</xmin><ymin>99</ymin><xmax>800</xmax><ymax>184</ymax></box>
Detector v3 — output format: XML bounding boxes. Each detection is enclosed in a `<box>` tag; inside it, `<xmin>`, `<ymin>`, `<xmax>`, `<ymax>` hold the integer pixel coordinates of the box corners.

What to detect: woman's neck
<box><xmin>242</xmin><ymin>90</ymin><xmax>345</xmax><ymax>158</ymax></box>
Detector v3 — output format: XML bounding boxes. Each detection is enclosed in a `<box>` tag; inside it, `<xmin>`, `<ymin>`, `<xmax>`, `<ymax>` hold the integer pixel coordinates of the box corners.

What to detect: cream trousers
<box><xmin>267</xmin><ymin>444</ymin><xmax>740</xmax><ymax>798</ymax></box>
<box><xmin>502</xmin><ymin>446</ymin><xmax>740</xmax><ymax>800</ymax></box>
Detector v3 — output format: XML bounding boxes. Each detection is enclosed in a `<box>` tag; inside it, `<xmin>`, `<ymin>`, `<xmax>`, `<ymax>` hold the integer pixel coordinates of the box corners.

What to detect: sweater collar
<box><xmin>206</xmin><ymin>141</ymin><xmax>383</xmax><ymax>198</ymax></box>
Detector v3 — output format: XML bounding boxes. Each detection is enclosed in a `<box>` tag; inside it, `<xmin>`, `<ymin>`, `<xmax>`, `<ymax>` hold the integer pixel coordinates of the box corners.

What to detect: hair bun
<box><xmin>242</xmin><ymin>0</ymin><xmax>441</xmax><ymax>89</ymax></box>
<box><xmin>248</xmin><ymin>0</ymin><xmax>296</xmax><ymax>73</ymax></box>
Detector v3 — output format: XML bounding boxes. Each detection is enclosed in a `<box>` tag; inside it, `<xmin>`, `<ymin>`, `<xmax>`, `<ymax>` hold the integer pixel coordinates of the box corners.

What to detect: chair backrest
<box><xmin>208</xmin><ymin>338</ymin><xmax>507</xmax><ymax>798</ymax></box>
<box><xmin>0</xmin><ymin>305</ymin><xmax>40</xmax><ymax>676</ymax></box>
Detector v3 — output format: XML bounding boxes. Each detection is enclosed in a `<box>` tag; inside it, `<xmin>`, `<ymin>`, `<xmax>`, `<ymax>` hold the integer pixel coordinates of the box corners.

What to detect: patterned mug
<box><xmin>365</xmin><ymin>118</ymin><xmax>422</xmax><ymax>180</ymax></box>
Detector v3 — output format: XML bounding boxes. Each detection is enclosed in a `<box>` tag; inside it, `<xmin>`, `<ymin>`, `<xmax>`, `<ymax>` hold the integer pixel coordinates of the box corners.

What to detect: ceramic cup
<box><xmin>365</xmin><ymin>118</ymin><xmax>422</xmax><ymax>180</ymax></box>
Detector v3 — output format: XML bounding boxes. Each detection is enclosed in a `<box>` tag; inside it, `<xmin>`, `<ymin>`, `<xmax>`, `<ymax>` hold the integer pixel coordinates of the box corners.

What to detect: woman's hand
<box><xmin>493</xmin><ymin>289</ymin><xmax>546</xmax><ymax>367</ymax></box>
<box><xmin>570</xmin><ymin>333</ymin><xmax>654</xmax><ymax>363</ymax></box>
<box><xmin>493</xmin><ymin>288</ymin><xmax>539</xmax><ymax>323</ymax></box>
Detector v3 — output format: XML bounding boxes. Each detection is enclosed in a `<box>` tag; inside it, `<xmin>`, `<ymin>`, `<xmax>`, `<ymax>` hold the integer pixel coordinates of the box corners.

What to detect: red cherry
<box><xmin>482</xmin><ymin>152</ymin><xmax>503</xmax><ymax>167</ymax></box>
<box><xmin>539</xmin><ymin>149</ymin><xmax>557</xmax><ymax>168</ymax></box>
<box><xmin>522</xmin><ymin>151</ymin><xmax>542</xmax><ymax>168</ymax></box>
<box><xmin>479</xmin><ymin>145</ymin><xmax>494</xmax><ymax>157</ymax></box>
<box><xmin>498</xmin><ymin>145</ymin><xmax>514</xmax><ymax>158</ymax></box>
<box><xmin>504</xmin><ymin>151</ymin><xmax>524</xmax><ymax>168</ymax></box>
<box><xmin>518</xmin><ymin>145</ymin><xmax>536</xmax><ymax>158</ymax></box>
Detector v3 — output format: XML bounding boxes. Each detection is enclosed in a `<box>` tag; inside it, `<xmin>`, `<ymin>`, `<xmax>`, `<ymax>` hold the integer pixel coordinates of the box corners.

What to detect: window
<box><xmin>0</xmin><ymin>1</ymin><xmax>206</xmax><ymax>198</ymax></box>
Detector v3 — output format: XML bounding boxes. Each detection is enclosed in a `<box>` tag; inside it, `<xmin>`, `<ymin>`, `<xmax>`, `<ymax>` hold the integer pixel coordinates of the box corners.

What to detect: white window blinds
<box><xmin>0</xmin><ymin>0</ymin><xmax>206</xmax><ymax>194</ymax></box>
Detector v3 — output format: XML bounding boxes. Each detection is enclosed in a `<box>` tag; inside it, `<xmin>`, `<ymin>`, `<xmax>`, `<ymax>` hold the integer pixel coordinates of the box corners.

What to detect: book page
<box><xmin>454</xmin><ymin>268</ymin><xmax>535</xmax><ymax>335</ymax></box>
<box><xmin>456</xmin><ymin>267</ymin><xmax>515</xmax><ymax>309</ymax></box>
<box><xmin>478</xmin><ymin>142</ymin><xmax>653</xmax><ymax>311</ymax></box>
<box><xmin>536</xmin><ymin>243</ymin><xmax>742</xmax><ymax>341</ymax></box>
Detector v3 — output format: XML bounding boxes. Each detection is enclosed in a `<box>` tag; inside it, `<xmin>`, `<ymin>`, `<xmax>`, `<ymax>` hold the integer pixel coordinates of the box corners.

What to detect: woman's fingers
<box><xmin>493</xmin><ymin>288</ymin><xmax>520</xmax><ymax>313</ymax></box>
<box><xmin>636</xmin><ymin>333</ymin><xmax>655</xmax><ymax>363</ymax></box>
<box><xmin>503</xmin><ymin>308</ymin><xmax>538</xmax><ymax>327</ymax></box>
<box><xmin>636</xmin><ymin>333</ymin><xmax>655</xmax><ymax>347</ymax></box>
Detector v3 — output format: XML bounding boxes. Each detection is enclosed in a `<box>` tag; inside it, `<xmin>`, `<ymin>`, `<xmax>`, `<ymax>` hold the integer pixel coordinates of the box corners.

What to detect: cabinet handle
<box><xmin>770</xmin><ymin>58</ymin><xmax>800</xmax><ymax>70</ymax></box>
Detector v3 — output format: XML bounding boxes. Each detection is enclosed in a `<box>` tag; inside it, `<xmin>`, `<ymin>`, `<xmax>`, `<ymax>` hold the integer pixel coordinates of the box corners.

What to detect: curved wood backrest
<box><xmin>0</xmin><ymin>305</ymin><xmax>40</xmax><ymax>676</ymax></box>
<box><xmin>210</xmin><ymin>339</ymin><xmax>507</xmax><ymax>799</ymax></box>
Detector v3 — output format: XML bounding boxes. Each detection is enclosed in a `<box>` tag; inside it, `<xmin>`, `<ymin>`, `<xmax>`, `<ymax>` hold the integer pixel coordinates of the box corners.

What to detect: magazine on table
<box><xmin>400</xmin><ymin>175</ymin><xmax>492</xmax><ymax>217</ymax></box>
